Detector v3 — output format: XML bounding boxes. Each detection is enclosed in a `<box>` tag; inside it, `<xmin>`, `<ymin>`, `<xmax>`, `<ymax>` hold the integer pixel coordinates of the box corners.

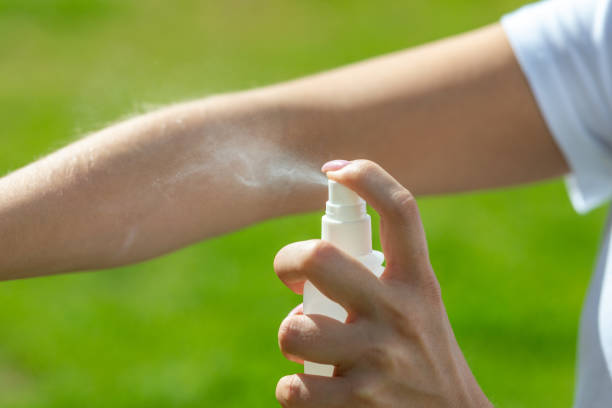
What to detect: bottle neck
<box><xmin>321</xmin><ymin>213</ymin><xmax>373</xmax><ymax>256</ymax></box>
<box><xmin>325</xmin><ymin>201</ymin><xmax>367</xmax><ymax>222</ymax></box>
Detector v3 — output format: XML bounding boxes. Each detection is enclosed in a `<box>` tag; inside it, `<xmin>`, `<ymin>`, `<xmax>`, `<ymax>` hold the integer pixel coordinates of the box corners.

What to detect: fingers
<box><xmin>281</xmin><ymin>304</ymin><xmax>304</xmax><ymax>364</ymax></box>
<box><xmin>278</xmin><ymin>313</ymin><xmax>358</xmax><ymax>366</ymax></box>
<box><xmin>276</xmin><ymin>374</ymin><xmax>349</xmax><ymax>408</ymax></box>
<box><xmin>324</xmin><ymin>159</ymin><xmax>431</xmax><ymax>282</ymax></box>
<box><xmin>274</xmin><ymin>239</ymin><xmax>382</xmax><ymax>315</ymax></box>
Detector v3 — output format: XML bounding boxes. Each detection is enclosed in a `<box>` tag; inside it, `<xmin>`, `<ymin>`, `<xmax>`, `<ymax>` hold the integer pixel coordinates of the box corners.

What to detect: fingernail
<box><xmin>321</xmin><ymin>160</ymin><xmax>351</xmax><ymax>173</ymax></box>
<box><xmin>287</xmin><ymin>303</ymin><xmax>303</xmax><ymax>317</ymax></box>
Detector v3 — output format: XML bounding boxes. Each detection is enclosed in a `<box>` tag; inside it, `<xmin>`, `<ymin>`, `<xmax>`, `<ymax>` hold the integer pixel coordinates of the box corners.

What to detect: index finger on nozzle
<box><xmin>321</xmin><ymin>160</ymin><xmax>351</xmax><ymax>173</ymax></box>
<box><xmin>325</xmin><ymin>159</ymin><xmax>430</xmax><ymax>279</ymax></box>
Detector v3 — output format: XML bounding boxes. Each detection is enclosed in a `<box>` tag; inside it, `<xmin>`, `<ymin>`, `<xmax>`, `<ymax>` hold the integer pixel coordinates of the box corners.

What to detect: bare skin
<box><xmin>0</xmin><ymin>23</ymin><xmax>567</xmax><ymax>280</ymax></box>
<box><xmin>275</xmin><ymin>160</ymin><xmax>492</xmax><ymax>407</ymax></box>
<box><xmin>0</xmin><ymin>20</ymin><xmax>572</xmax><ymax>407</ymax></box>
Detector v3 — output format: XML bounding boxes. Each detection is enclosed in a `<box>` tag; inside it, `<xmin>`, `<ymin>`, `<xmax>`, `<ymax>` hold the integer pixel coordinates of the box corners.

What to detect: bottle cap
<box><xmin>323</xmin><ymin>179</ymin><xmax>371</xmax><ymax>255</ymax></box>
<box><xmin>326</xmin><ymin>180</ymin><xmax>366</xmax><ymax>222</ymax></box>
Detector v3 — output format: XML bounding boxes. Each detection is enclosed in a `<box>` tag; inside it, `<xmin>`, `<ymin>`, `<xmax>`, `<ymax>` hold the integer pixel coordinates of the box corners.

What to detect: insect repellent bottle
<box><xmin>303</xmin><ymin>179</ymin><xmax>385</xmax><ymax>377</ymax></box>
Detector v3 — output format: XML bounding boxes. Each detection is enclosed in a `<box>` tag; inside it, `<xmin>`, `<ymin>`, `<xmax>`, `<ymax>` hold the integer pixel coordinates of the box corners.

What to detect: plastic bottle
<box><xmin>303</xmin><ymin>179</ymin><xmax>385</xmax><ymax>376</ymax></box>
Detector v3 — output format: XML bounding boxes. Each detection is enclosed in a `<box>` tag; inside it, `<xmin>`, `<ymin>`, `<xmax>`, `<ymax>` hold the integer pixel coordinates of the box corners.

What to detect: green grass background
<box><xmin>0</xmin><ymin>0</ymin><xmax>607</xmax><ymax>406</ymax></box>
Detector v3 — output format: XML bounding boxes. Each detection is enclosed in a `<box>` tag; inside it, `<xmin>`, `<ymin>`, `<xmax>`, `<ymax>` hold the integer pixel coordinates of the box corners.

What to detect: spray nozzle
<box><xmin>325</xmin><ymin>180</ymin><xmax>367</xmax><ymax>222</ymax></box>
<box><xmin>328</xmin><ymin>180</ymin><xmax>363</xmax><ymax>206</ymax></box>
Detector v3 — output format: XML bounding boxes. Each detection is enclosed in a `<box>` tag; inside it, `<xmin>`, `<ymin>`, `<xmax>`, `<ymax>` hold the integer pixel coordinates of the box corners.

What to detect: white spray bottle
<box><xmin>303</xmin><ymin>179</ymin><xmax>385</xmax><ymax>376</ymax></box>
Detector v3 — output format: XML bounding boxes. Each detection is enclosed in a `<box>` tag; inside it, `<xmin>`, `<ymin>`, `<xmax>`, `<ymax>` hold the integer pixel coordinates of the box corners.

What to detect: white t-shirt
<box><xmin>502</xmin><ymin>0</ymin><xmax>612</xmax><ymax>406</ymax></box>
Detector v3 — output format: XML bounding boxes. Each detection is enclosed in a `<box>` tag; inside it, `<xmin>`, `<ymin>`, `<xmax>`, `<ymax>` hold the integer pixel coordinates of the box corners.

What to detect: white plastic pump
<box><xmin>303</xmin><ymin>179</ymin><xmax>384</xmax><ymax>376</ymax></box>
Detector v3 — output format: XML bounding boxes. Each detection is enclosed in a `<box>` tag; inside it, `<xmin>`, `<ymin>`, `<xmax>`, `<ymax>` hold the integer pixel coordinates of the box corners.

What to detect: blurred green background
<box><xmin>0</xmin><ymin>0</ymin><xmax>606</xmax><ymax>406</ymax></box>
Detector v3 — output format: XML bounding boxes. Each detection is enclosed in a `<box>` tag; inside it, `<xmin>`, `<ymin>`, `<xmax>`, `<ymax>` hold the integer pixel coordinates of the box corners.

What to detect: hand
<box><xmin>274</xmin><ymin>160</ymin><xmax>492</xmax><ymax>407</ymax></box>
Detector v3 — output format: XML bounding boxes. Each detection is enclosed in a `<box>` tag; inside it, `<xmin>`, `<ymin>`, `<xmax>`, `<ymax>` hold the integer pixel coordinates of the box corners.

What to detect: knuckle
<box><xmin>362</xmin><ymin>341</ymin><xmax>394</xmax><ymax>370</ymax></box>
<box><xmin>349</xmin><ymin>377</ymin><xmax>379</xmax><ymax>407</ymax></box>
<box><xmin>344</xmin><ymin>159</ymin><xmax>379</xmax><ymax>183</ymax></box>
<box><xmin>377</xmin><ymin>284</ymin><xmax>408</xmax><ymax>316</ymax></box>
<box><xmin>378</xmin><ymin>287</ymin><xmax>424</xmax><ymax>337</ymax></box>
<box><xmin>388</xmin><ymin>189</ymin><xmax>418</xmax><ymax>222</ymax></box>
<box><xmin>276</xmin><ymin>375</ymin><xmax>304</xmax><ymax>406</ymax></box>
<box><xmin>278</xmin><ymin>316</ymin><xmax>303</xmax><ymax>355</ymax></box>
<box><xmin>301</xmin><ymin>240</ymin><xmax>337</xmax><ymax>271</ymax></box>
<box><xmin>402</xmin><ymin>312</ymin><xmax>426</xmax><ymax>338</ymax></box>
<box><xmin>380</xmin><ymin>295</ymin><xmax>410</xmax><ymax>325</ymax></box>
<box><xmin>415</xmin><ymin>265</ymin><xmax>443</xmax><ymax>304</ymax></box>
<box><xmin>423</xmin><ymin>274</ymin><xmax>442</xmax><ymax>303</ymax></box>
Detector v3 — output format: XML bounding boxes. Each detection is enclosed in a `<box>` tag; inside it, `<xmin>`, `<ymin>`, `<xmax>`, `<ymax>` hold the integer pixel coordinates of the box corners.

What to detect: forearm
<box><xmin>0</xmin><ymin>23</ymin><xmax>567</xmax><ymax>280</ymax></box>
<box><xmin>0</xmin><ymin>94</ymin><xmax>327</xmax><ymax>279</ymax></box>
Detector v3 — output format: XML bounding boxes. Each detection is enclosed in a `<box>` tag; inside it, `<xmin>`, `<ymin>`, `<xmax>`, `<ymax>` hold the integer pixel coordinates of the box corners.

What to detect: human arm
<box><xmin>274</xmin><ymin>159</ymin><xmax>492</xmax><ymax>407</ymax></box>
<box><xmin>0</xmin><ymin>23</ymin><xmax>567</xmax><ymax>280</ymax></box>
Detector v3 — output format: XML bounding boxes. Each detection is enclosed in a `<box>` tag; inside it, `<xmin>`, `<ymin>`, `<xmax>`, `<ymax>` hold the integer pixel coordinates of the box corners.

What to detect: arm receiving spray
<box><xmin>0</xmin><ymin>24</ymin><xmax>567</xmax><ymax>280</ymax></box>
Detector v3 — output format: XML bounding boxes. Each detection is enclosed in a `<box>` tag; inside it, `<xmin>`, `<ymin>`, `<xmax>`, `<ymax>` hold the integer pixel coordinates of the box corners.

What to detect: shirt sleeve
<box><xmin>501</xmin><ymin>0</ymin><xmax>612</xmax><ymax>213</ymax></box>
